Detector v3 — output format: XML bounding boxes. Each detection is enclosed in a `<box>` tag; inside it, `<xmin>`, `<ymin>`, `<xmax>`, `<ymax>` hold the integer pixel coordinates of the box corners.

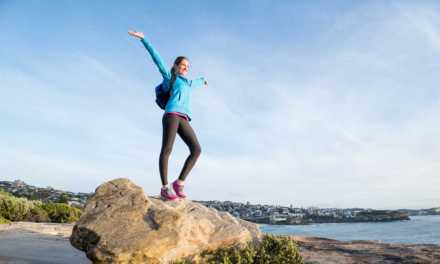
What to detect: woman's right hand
<box><xmin>128</xmin><ymin>30</ymin><xmax>144</xmax><ymax>40</ymax></box>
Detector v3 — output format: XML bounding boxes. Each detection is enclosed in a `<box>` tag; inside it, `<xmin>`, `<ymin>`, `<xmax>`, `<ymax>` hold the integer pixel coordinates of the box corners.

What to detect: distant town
<box><xmin>0</xmin><ymin>180</ymin><xmax>89</xmax><ymax>208</ymax></box>
<box><xmin>1</xmin><ymin>179</ymin><xmax>439</xmax><ymax>225</ymax></box>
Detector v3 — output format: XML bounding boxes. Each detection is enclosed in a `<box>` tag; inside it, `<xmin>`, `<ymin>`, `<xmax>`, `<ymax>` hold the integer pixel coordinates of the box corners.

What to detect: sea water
<box><xmin>260</xmin><ymin>215</ymin><xmax>440</xmax><ymax>244</ymax></box>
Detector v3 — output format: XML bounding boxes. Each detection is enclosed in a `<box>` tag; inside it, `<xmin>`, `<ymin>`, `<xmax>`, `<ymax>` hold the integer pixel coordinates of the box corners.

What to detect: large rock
<box><xmin>70</xmin><ymin>178</ymin><xmax>262</xmax><ymax>264</ymax></box>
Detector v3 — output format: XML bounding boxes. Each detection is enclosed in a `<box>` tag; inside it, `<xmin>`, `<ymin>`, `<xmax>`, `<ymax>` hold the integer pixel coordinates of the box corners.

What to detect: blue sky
<box><xmin>1</xmin><ymin>1</ymin><xmax>439</xmax><ymax>209</ymax></box>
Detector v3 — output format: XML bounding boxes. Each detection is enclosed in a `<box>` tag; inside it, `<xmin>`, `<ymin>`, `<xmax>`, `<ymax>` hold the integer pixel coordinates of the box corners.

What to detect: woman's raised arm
<box><xmin>128</xmin><ymin>30</ymin><xmax>171</xmax><ymax>80</ymax></box>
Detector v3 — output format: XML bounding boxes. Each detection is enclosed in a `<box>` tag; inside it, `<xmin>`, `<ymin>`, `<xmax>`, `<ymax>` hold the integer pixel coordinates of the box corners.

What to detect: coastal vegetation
<box><xmin>0</xmin><ymin>189</ymin><xmax>82</xmax><ymax>223</ymax></box>
<box><xmin>173</xmin><ymin>234</ymin><xmax>303</xmax><ymax>264</ymax></box>
<box><xmin>0</xmin><ymin>215</ymin><xmax>10</xmax><ymax>224</ymax></box>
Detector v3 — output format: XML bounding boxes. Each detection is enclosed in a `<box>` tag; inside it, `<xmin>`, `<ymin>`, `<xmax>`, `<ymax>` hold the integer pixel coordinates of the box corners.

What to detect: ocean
<box><xmin>259</xmin><ymin>215</ymin><xmax>440</xmax><ymax>244</ymax></box>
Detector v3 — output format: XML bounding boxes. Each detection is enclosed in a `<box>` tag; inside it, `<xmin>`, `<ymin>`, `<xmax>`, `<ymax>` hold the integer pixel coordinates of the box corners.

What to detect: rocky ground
<box><xmin>292</xmin><ymin>235</ymin><xmax>440</xmax><ymax>264</ymax></box>
<box><xmin>1</xmin><ymin>222</ymin><xmax>439</xmax><ymax>264</ymax></box>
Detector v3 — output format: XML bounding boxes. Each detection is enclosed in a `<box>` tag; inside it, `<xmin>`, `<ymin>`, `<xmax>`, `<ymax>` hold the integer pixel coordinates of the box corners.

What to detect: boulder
<box><xmin>70</xmin><ymin>178</ymin><xmax>262</xmax><ymax>263</ymax></box>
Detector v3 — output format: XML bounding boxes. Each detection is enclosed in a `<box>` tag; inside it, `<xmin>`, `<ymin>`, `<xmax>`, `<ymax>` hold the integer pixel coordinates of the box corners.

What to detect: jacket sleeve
<box><xmin>140</xmin><ymin>38</ymin><xmax>171</xmax><ymax>80</ymax></box>
<box><xmin>190</xmin><ymin>77</ymin><xmax>205</xmax><ymax>89</ymax></box>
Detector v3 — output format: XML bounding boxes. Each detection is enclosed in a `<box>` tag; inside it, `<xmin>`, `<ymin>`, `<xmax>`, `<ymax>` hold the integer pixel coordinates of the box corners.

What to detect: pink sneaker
<box><xmin>172</xmin><ymin>180</ymin><xmax>187</xmax><ymax>199</ymax></box>
<box><xmin>160</xmin><ymin>187</ymin><xmax>179</xmax><ymax>201</ymax></box>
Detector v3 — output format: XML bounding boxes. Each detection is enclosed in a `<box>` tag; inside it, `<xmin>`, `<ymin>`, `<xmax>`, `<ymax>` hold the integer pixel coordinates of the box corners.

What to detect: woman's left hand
<box><xmin>128</xmin><ymin>30</ymin><xmax>144</xmax><ymax>39</ymax></box>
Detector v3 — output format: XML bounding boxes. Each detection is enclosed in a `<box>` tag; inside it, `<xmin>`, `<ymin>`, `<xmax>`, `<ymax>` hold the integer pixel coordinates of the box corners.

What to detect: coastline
<box><xmin>260</xmin><ymin>215</ymin><xmax>440</xmax><ymax>246</ymax></box>
<box><xmin>1</xmin><ymin>222</ymin><xmax>439</xmax><ymax>264</ymax></box>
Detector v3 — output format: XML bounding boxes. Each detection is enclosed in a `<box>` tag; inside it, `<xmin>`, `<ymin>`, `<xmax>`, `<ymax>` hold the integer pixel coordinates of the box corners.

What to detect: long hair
<box><xmin>169</xmin><ymin>56</ymin><xmax>188</xmax><ymax>95</ymax></box>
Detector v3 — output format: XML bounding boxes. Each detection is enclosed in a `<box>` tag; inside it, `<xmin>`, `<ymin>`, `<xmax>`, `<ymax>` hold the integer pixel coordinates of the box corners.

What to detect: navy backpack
<box><xmin>155</xmin><ymin>83</ymin><xmax>171</xmax><ymax>110</ymax></box>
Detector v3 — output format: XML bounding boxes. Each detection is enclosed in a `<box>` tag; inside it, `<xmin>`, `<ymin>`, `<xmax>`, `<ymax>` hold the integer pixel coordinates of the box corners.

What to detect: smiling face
<box><xmin>174</xmin><ymin>58</ymin><xmax>190</xmax><ymax>76</ymax></box>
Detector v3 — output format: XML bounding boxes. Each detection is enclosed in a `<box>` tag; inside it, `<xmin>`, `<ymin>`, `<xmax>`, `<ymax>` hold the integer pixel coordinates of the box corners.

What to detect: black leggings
<box><xmin>159</xmin><ymin>113</ymin><xmax>201</xmax><ymax>185</ymax></box>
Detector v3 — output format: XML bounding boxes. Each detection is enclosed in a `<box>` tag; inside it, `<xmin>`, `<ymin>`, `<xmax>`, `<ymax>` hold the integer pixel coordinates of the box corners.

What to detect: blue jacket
<box><xmin>140</xmin><ymin>38</ymin><xmax>205</xmax><ymax>121</ymax></box>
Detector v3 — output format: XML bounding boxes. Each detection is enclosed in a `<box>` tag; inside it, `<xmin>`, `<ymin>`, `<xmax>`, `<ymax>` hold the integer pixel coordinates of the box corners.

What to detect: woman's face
<box><xmin>175</xmin><ymin>59</ymin><xmax>190</xmax><ymax>76</ymax></box>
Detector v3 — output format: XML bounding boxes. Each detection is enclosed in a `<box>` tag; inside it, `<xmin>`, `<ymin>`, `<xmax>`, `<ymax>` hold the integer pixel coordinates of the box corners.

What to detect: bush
<box><xmin>27</xmin><ymin>205</ymin><xmax>51</xmax><ymax>222</ymax></box>
<box><xmin>252</xmin><ymin>234</ymin><xmax>303</xmax><ymax>264</ymax></box>
<box><xmin>0</xmin><ymin>191</ymin><xmax>83</xmax><ymax>223</ymax></box>
<box><xmin>41</xmin><ymin>202</ymin><xmax>82</xmax><ymax>223</ymax></box>
<box><xmin>172</xmin><ymin>234</ymin><xmax>303</xmax><ymax>264</ymax></box>
<box><xmin>56</xmin><ymin>194</ymin><xmax>69</xmax><ymax>204</ymax></box>
<box><xmin>0</xmin><ymin>215</ymin><xmax>11</xmax><ymax>224</ymax></box>
<box><xmin>0</xmin><ymin>190</ymin><xmax>39</xmax><ymax>221</ymax></box>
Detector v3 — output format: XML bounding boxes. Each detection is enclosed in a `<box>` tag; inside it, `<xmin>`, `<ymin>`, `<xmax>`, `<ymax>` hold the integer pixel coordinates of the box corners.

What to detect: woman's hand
<box><xmin>128</xmin><ymin>30</ymin><xmax>144</xmax><ymax>40</ymax></box>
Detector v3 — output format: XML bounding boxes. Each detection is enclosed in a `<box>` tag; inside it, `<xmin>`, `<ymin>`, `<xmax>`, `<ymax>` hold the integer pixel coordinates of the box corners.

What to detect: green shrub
<box><xmin>27</xmin><ymin>205</ymin><xmax>51</xmax><ymax>222</ymax></box>
<box><xmin>0</xmin><ymin>215</ymin><xmax>11</xmax><ymax>224</ymax></box>
<box><xmin>252</xmin><ymin>234</ymin><xmax>303</xmax><ymax>264</ymax></box>
<box><xmin>0</xmin><ymin>189</ymin><xmax>11</xmax><ymax>196</ymax></box>
<box><xmin>1</xmin><ymin>191</ymin><xmax>83</xmax><ymax>223</ymax></box>
<box><xmin>201</xmin><ymin>244</ymin><xmax>255</xmax><ymax>264</ymax></box>
<box><xmin>41</xmin><ymin>202</ymin><xmax>82</xmax><ymax>223</ymax></box>
<box><xmin>172</xmin><ymin>234</ymin><xmax>303</xmax><ymax>264</ymax></box>
<box><xmin>0</xmin><ymin>191</ymin><xmax>39</xmax><ymax>221</ymax></box>
<box><xmin>56</xmin><ymin>194</ymin><xmax>69</xmax><ymax>204</ymax></box>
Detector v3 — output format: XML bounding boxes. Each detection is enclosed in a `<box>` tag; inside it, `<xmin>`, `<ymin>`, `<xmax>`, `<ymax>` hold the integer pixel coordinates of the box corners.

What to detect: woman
<box><xmin>128</xmin><ymin>30</ymin><xmax>208</xmax><ymax>201</ymax></box>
